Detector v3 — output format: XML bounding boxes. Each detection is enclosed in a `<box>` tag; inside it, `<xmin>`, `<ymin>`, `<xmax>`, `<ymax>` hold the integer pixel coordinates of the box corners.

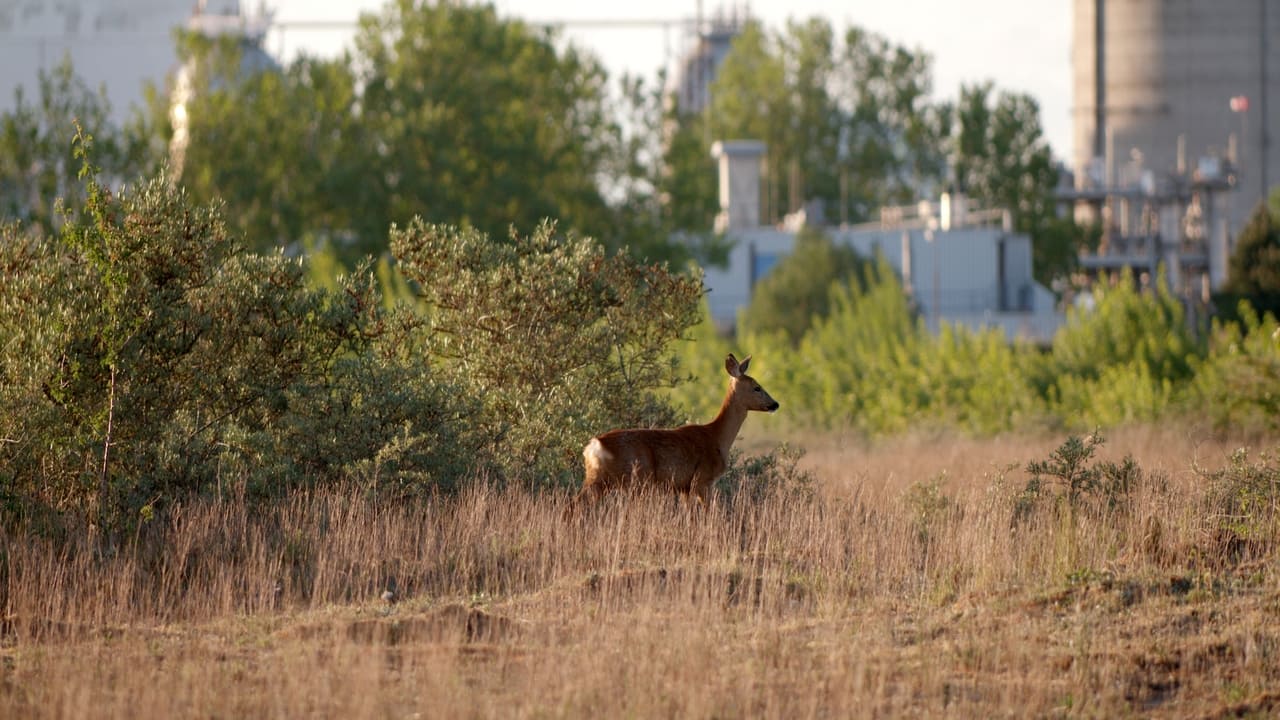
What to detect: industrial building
<box><xmin>0</xmin><ymin>1</ymin><xmax>271</xmax><ymax>124</ymax></box>
<box><xmin>1068</xmin><ymin>0</ymin><xmax>1279</xmax><ymax>297</ymax></box>
<box><xmin>671</xmin><ymin>6</ymin><xmax>746</xmax><ymax>115</ymax></box>
<box><xmin>702</xmin><ymin>141</ymin><xmax>1064</xmax><ymax>344</ymax></box>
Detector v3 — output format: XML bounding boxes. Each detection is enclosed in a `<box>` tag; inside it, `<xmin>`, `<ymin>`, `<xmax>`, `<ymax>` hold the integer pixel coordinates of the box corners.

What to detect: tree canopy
<box><xmin>1</xmin><ymin>7</ymin><xmax>1089</xmax><ymax>285</ymax></box>
<box><xmin>1218</xmin><ymin>195</ymin><xmax>1280</xmax><ymax>322</ymax></box>
<box><xmin>0</xmin><ymin>58</ymin><xmax>156</xmax><ymax>237</ymax></box>
<box><xmin>681</xmin><ymin>19</ymin><xmax>1082</xmax><ymax>283</ymax></box>
<box><xmin>740</xmin><ymin>227</ymin><xmax>872</xmax><ymax>344</ymax></box>
<box><xmin>169</xmin><ymin>2</ymin><xmax>621</xmax><ymax>260</ymax></box>
<box><xmin>703</xmin><ymin>19</ymin><xmax>944</xmax><ymax>225</ymax></box>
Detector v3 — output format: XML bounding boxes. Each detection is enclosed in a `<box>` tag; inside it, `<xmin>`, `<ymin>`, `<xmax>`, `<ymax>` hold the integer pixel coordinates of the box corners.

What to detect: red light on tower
<box><xmin>1230</xmin><ymin>95</ymin><xmax>1250</xmax><ymax>112</ymax></box>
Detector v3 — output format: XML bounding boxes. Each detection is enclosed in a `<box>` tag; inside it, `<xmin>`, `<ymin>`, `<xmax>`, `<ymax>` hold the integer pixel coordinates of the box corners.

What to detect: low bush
<box><xmin>0</xmin><ymin>136</ymin><xmax>472</xmax><ymax>533</ymax></box>
<box><xmin>1200</xmin><ymin>446</ymin><xmax>1280</xmax><ymax>553</ymax></box>
<box><xmin>1017</xmin><ymin>432</ymin><xmax>1141</xmax><ymax>520</ymax></box>
<box><xmin>1192</xmin><ymin>302</ymin><xmax>1280</xmax><ymax>434</ymax></box>
<box><xmin>389</xmin><ymin>219</ymin><xmax>704</xmax><ymax>487</ymax></box>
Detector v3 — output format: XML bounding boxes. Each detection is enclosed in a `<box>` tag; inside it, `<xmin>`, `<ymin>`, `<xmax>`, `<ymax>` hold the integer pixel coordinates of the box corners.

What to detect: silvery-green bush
<box><xmin>0</xmin><ymin>139</ymin><xmax>470</xmax><ymax>533</ymax></box>
<box><xmin>390</xmin><ymin>219</ymin><xmax>704</xmax><ymax>487</ymax></box>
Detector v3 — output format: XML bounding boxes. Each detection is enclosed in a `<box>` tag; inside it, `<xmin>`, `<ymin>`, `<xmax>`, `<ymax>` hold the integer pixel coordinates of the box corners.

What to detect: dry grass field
<box><xmin>3</xmin><ymin>425</ymin><xmax>1278</xmax><ymax>718</ymax></box>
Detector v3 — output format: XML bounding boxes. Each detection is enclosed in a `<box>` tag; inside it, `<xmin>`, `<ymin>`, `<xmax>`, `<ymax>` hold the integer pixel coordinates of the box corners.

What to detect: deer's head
<box><xmin>725</xmin><ymin>353</ymin><xmax>780</xmax><ymax>413</ymax></box>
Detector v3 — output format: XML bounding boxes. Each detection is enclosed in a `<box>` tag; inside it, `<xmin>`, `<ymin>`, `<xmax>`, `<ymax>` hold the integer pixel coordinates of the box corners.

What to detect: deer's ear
<box><xmin>738</xmin><ymin>355</ymin><xmax>752</xmax><ymax>375</ymax></box>
<box><xmin>725</xmin><ymin>353</ymin><xmax>741</xmax><ymax>378</ymax></box>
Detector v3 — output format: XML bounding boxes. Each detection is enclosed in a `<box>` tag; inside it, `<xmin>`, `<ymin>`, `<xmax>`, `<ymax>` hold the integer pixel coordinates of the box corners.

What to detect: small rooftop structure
<box><xmin>711</xmin><ymin>140</ymin><xmax>765</xmax><ymax>233</ymax></box>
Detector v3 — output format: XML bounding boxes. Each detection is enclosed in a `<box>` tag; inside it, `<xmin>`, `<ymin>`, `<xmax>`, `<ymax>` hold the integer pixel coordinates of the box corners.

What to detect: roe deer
<box><xmin>571</xmin><ymin>353</ymin><xmax>779</xmax><ymax>511</ymax></box>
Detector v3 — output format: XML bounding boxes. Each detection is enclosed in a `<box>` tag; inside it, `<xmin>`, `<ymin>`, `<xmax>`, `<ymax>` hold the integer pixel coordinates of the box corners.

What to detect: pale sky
<box><xmin>267</xmin><ymin>1</ymin><xmax>1074</xmax><ymax>160</ymax></box>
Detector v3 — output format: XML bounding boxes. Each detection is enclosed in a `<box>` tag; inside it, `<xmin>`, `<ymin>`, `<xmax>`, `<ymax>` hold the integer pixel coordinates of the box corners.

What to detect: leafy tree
<box><xmin>354</xmin><ymin>1</ymin><xmax>615</xmax><ymax>253</ymax></box>
<box><xmin>701</xmin><ymin>18</ymin><xmax>943</xmax><ymax>225</ymax></box>
<box><xmin>173</xmin><ymin>32</ymin><xmax>366</xmax><ymax>257</ymax></box>
<box><xmin>172</xmin><ymin>2</ymin><xmax>627</xmax><ymax>260</ymax></box>
<box><xmin>945</xmin><ymin>82</ymin><xmax>1087</xmax><ymax>284</ymax></box>
<box><xmin>0</xmin><ymin>57</ymin><xmax>159</xmax><ymax>236</ymax></box>
<box><xmin>705</xmin><ymin>21</ymin><xmax>790</xmax><ymax>221</ymax></box>
<box><xmin>608</xmin><ymin>72</ymin><xmax>724</xmax><ymax>265</ymax></box>
<box><xmin>1217</xmin><ymin>197</ymin><xmax>1280</xmax><ymax>322</ymax></box>
<box><xmin>685</xmin><ymin>22</ymin><xmax>1080</xmax><ymax>285</ymax></box>
<box><xmin>836</xmin><ymin>25</ymin><xmax>947</xmax><ymax>215</ymax></box>
<box><xmin>739</xmin><ymin>227</ymin><xmax>871</xmax><ymax>344</ymax></box>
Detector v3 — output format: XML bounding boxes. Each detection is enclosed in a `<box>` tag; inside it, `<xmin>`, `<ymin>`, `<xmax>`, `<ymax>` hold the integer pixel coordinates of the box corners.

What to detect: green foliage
<box><xmin>740</xmin><ymin>228</ymin><xmax>871</xmax><ymax>344</ymax></box>
<box><xmin>1044</xmin><ymin>270</ymin><xmax>1202</xmax><ymax>428</ymax></box>
<box><xmin>715</xmin><ymin>443</ymin><xmax>814</xmax><ymax>506</ymax></box>
<box><xmin>1021</xmin><ymin>433</ymin><xmax>1140</xmax><ymax>516</ymax></box>
<box><xmin>768</xmin><ymin>258</ymin><xmax>1040</xmax><ymax>435</ymax></box>
<box><xmin>0</xmin><ymin>57</ymin><xmax>159</xmax><ymax>236</ymax></box>
<box><xmin>692</xmin><ymin>29</ymin><xmax>1081</xmax><ymax>284</ymax></box>
<box><xmin>904</xmin><ymin>474</ymin><xmax>955</xmax><ymax>546</ymax></box>
<box><xmin>667</xmin><ymin>245</ymin><xmax>1274</xmax><ymax>440</ymax></box>
<box><xmin>607</xmin><ymin>72</ymin><xmax>726</xmax><ymax>266</ymax></box>
<box><xmin>1192</xmin><ymin>302</ymin><xmax>1280</xmax><ymax>433</ymax></box>
<box><xmin>919</xmin><ymin>323</ymin><xmax>1045</xmax><ymax>435</ymax></box>
<box><xmin>944</xmin><ymin>83</ymin><xmax>1086</xmax><ymax>283</ymax></box>
<box><xmin>1216</xmin><ymin>197</ymin><xmax>1280</xmax><ymax>323</ymax></box>
<box><xmin>389</xmin><ymin>220</ymin><xmax>704</xmax><ymax>486</ymax></box>
<box><xmin>168</xmin><ymin>2</ymin><xmax>642</xmax><ymax>262</ymax></box>
<box><xmin>704</xmin><ymin>19</ymin><xmax>942</xmax><ymax>223</ymax></box>
<box><xmin>1201</xmin><ymin>447</ymin><xmax>1280</xmax><ymax>547</ymax></box>
<box><xmin>788</xmin><ymin>259</ymin><xmax>925</xmax><ymax>432</ymax></box>
<box><xmin>173</xmin><ymin>32</ymin><xmax>367</xmax><ymax>257</ymax></box>
<box><xmin>0</xmin><ymin>143</ymin><xmax>468</xmax><ymax>532</ymax></box>
<box><xmin>355</xmin><ymin>1</ymin><xmax>615</xmax><ymax>251</ymax></box>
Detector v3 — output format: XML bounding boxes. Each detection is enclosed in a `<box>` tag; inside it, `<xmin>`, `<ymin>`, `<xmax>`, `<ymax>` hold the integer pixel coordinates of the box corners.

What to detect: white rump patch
<box><xmin>584</xmin><ymin>437</ymin><xmax>612</xmax><ymax>464</ymax></box>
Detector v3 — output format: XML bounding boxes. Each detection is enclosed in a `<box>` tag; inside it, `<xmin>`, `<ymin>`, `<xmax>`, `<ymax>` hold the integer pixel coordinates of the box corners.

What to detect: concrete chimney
<box><xmin>711</xmin><ymin>140</ymin><xmax>765</xmax><ymax>232</ymax></box>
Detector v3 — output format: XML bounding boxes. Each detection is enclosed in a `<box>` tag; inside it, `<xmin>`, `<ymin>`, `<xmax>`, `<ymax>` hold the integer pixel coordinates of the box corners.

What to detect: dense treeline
<box><xmin>2</xmin><ymin>2</ymin><xmax>1090</xmax><ymax>276</ymax></box>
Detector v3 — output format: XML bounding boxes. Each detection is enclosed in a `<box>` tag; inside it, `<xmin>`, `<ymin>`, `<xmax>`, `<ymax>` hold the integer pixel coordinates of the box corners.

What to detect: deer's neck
<box><xmin>706</xmin><ymin>385</ymin><xmax>748</xmax><ymax>461</ymax></box>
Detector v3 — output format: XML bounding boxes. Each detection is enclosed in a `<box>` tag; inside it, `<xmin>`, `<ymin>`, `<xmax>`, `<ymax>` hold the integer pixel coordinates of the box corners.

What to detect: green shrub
<box><xmin>774</xmin><ymin>257</ymin><xmax>1040</xmax><ymax>435</ymax></box>
<box><xmin>1215</xmin><ymin>198</ymin><xmax>1280</xmax><ymax>324</ymax></box>
<box><xmin>389</xmin><ymin>219</ymin><xmax>704</xmax><ymax>487</ymax></box>
<box><xmin>904</xmin><ymin>474</ymin><xmax>956</xmax><ymax>547</ymax></box>
<box><xmin>1017</xmin><ymin>432</ymin><xmax>1141</xmax><ymax>521</ymax></box>
<box><xmin>1200</xmin><ymin>447</ymin><xmax>1280</xmax><ymax>549</ymax></box>
<box><xmin>1045</xmin><ymin>270</ymin><xmax>1202</xmax><ymax>427</ymax></box>
<box><xmin>0</xmin><ymin>137</ymin><xmax>469</xmax><ymax>532</ymax></box>
<box><xmin>715</xmin><ymin>443</ymin><xmax>814</xmax><ymax>506</ymax></box>
<box><xmin>739</xmin><ymin>227</ymin><xmax>871</xmax><ymax>344</ymax></box>
<box><xmin>788</xmin><ymin>258</ymin><xmax>923</xmax><ymax>432</ymax></box>
<box><xmin>1193</xmin><ymin>302</ymin><xmax>1280</xmax><ymax>433</ymax></box>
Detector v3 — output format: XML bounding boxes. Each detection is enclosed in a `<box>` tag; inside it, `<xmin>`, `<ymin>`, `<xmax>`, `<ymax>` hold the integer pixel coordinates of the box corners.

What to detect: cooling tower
<box><xmin>1073</xmin><ymin>0</ymin><xmax>1279</xmax><ymax>234</ymax></box>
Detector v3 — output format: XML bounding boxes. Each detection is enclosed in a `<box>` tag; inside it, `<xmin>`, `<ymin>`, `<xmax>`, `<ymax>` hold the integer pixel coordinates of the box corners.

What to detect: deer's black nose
<box><xmin>767</xmin><ymin>401</ymin><xmax>780</xmax><ymax>412</ymax></box>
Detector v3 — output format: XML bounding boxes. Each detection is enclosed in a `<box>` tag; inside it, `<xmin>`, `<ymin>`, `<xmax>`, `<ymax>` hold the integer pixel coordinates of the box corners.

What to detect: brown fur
<box><xmin>571</xmin><ymin>353</ymin><xmax>779</xmax><ymax>511</ymax></box>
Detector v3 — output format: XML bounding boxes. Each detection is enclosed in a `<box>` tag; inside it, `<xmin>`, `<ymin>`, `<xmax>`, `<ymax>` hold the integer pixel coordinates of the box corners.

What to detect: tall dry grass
<box><xmin>2</xmin><ymin>426</ymin><xmax>1278</xmax><ymax>718</ymax></box>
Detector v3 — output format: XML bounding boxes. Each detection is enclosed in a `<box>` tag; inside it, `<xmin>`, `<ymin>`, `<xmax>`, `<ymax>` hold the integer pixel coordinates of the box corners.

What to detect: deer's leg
<box><xmin>690</xmin><ymin>476</ymin><xmax>713</xmax><ymax>511</ymax></box>
<box><xmin>564</xmin><ymin>482</ymin><xmax>605</xmax><ymax>520</ymax></box>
